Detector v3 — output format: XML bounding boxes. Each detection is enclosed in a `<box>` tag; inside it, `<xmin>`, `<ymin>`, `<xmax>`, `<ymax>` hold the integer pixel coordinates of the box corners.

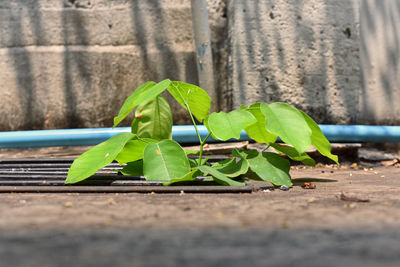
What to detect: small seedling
<box><xmin>65</xmin><ymin>79</ymin><xmax>338</xmax><ymax>187</ymax></box>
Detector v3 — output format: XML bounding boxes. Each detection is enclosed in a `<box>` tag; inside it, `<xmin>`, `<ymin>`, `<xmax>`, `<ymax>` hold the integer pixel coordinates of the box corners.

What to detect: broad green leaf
<box><xmin>300</xmin><ymin>111</ymin><xmax>339</xmax><ymax>164</ymax></box>
<box><xmin>198</xmin><ymin>165</ymin><xmax>245</xmax><ymax>186</ymax></box>
<box><xmin>143</xmin><ymin>139</ymin><xmax>191</xmax><ymax>181</ymax></box>
<box><xmin>162</xmin><ymin>171</ymin><xmax>196</xmax><ymax>186</ymax></box>
<box><xmin>113</xmin><ymin>79</ymin><xmax>171</xmax><ymax>127</ymax></box>
<box><xmin>66</xmin><ymin>133</ymin><xmax>135</xmax><ymax>184</ymax></box>
<box><xmin>184</xmin><ymin>150</ymin><xmax>199</xmax><ymax>155</ymax></box>
<box><xmin>232</xmin><ymin>148</ymin><xmax>247</xmax><ymax>159</ymax></box>
<box><xmin>271</xmin><ymin>143</ymin><xmax>316</xmax><ymax>166</ymax></box>
<box><xmin>241</xmin><ymin>150</ymin><xmax>292</xmax><ymax>187</ymax></box>
<box><xmin>115</xmin><ymin>138</ymin><xmax>157</xmax><ymax>164</ymax></box>
<box><xmin>188</xmin><ymin>157</ymin><xmax>210</xmax><ymax>167</ymax></box>
<box><xmin>261</xmin><ymin>102</ymin><xmax>312</xmax><ymax>153</ymax></box>
<box><xmin>167</xmin><ymin>81</ymin><xmax>211</xmax><ymax>122</ymax></box>
<box><xmin>120</xmin><ymin>160</ymin><xmax>144</xmax><ymax>176</ymax></box>
<box><xmin>244</xmin><ymin>103</ymin><xmax>278</xmax><ymax>144</ymax></box>
<box><xmin>211</xmin><ymin>158</ymin><xmax>249</xmax><ymax>177</ymax></box>
<box><xmin>189</xmin><ymin>158</ymin><xmax>199</xmax><ymax>168</ymax></box>
<box><xmin>131</xmin><ymin>95</ymin><xmax>172</xmax><ymax>140</ymax></box>
<box><xmin>205</xmin><ymin>110</ymin><xmax>257</xmax><ymax>141</ymax></box>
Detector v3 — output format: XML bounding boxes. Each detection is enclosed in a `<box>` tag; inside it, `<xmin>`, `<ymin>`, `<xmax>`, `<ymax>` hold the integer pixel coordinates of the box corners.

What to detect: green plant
<box><xmin>65</xmin><ymin>79</ymin><xmax>338</xmax><ymax>187</ymax></box>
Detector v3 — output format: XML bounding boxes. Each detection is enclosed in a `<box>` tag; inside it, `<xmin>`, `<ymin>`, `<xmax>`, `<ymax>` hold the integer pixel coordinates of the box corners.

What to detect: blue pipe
<box><xmin>0</xmin><ymin>125</ymin><xmax>400</xmax><ymax>148</ymax></box>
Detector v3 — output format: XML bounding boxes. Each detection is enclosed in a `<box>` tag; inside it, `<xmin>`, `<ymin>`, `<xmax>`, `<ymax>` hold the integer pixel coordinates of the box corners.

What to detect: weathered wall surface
<box><xmin>0</xmin><ymin>0</ymin><xmax>399</xmax><ymax>130</ymax></box>
<box><xmin>228</xmin><ymin>0</ymin><xmax>400</xmax><ymax>125</ymax></box>
<box><xmin>0</xmin><ymin>0</ymin><xmax>228</xmax><ymax>130</ymax></box>
<box><xmin>359</xmin><ymin>0</ymin><xmax>400</xmax><ymax>125</ymax></box>
<box><xmin>228</xmin><ymin>0</ymin><xmax>361</xmax><ymax>124</ymax></box>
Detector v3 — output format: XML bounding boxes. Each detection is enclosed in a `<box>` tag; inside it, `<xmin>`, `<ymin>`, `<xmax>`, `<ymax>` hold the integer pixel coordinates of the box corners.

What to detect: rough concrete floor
<box><xmin>0</xmin><ymin>147</ymin><xmax>400</xmax><ymax>267</ymax></box>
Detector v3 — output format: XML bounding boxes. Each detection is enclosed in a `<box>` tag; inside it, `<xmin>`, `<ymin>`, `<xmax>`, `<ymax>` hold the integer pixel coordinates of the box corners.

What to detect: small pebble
<box><xmin>280</xmin><ymin>185</ymin><xmax>289</xmax><ymax>191</ymax></box>
<box><xmin>64</xmin><ymin>202</ymin><xmax>73</xmax><ymax>208</ymax></box>
<box><xmin>263</xmin><ymin>189</ymin><xmax>271</xmax><ymax>193</ymax></box>
<box><xmin>108</xmin><ymin>198</ymin><xmax>116</xmax><ymax>205</ymax></box>
<box><xmin>180</xmin><ymin>190</ymin><xmax>185</xmax><ymax>195</ymax></box>
<box><xmin>104</xmin><ymin>219</ymin><xmax>113</xmax><ymax>226</ymax></box>
<box><xmin>280</xmin><ymin>221</ymin><xmax>289</xmax><ymax>229</ymax></box>
<box><xmin>343</xmin><ymin>203</ymin><xmax>357</xmax><ymax>209</ymax></box>
<box><xmin>307</xmin><ymin>197</ymin><xmax>316</xmax><ymax>203</ymax></box>
<box><xmin>349</xmin><ymin>203</ymin><xmax>357</xmax><ymax>208</ymax></box>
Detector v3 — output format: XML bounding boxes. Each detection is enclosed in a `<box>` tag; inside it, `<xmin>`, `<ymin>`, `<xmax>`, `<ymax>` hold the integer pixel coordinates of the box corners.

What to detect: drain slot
<box><xmin>0</xmin><ymin>158</ymin><xmax>253</xmax><ymax>193</ymax></box>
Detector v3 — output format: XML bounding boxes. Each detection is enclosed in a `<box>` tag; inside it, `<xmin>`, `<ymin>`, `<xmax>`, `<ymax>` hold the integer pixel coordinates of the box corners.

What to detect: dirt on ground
<box><xmin>0</xmin><ymin>146</ymin><xmax>400</xmax><ymax>266</ymax></box>
<box><xmin>0</xmin><ymin>164</ymin><xmax>399</xmax><ymax>230</ymax></box>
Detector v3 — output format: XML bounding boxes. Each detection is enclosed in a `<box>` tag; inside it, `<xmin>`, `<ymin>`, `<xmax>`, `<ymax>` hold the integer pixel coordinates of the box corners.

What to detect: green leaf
<box><xmin>241</xmin><ymin>150</ymin><xmax>292</xmax><ymax>187</ymax></box>
<box><xmin>167</xmin><ymin>81</ymin><xmax>211</xmax><ymax>122</ymax></box>
<box><xmin>131</xmin><ymin>95</ymin><xmax>172</xmax><ymax>140</ymax></box>
<box><xmin>115</xmin><ymin>138</ymin><xmax>157</xmax><ymax>164</ymax></box>
<box><xmin>143</xmin><ymin>140</ymin><xmax>191</xmax><ymax>181</ymax></box>
<box><xmin>120</xmin><ymin>160</ymin><xmax>143</xmax><ymax>176</ymax></box>
<box><xmin>66</xmin><ymin>133</ymin><xmax>135</xmax><ymax>184</ymax></box>
<box><xmin>113</xmin><ymin>79</ymin><xmax>171</xmax><ymax>127</ymax></box>
<box><xmin>205</xmin><ymin>110</ymin><xmax>257</xmax><ymax>141</ymax></box>
<box><xmin>188</xmin><ymin>157</ymin><xmax>210</xmax><ymax>168</ymax></box>
<box><xmin>271</xmin><ymin>143</ymin><xmax>316</xmax><ymax>166</ymax></box>
<box><xmin>198</xmin><ymin>165</ymin><xmax>245</xmax><ymax>186</ymax></box>
<box><xmin>184</xmin><ymin>150</ymin><xmax>199</xmax><ymax>155</ymax></box>
<box><xmin>300</xmin><ymin>111</ymin><xmax>339</xmax><ymax>164</ymax></box>
<box><xmin>162</xmin><ymin>171</ymin><xmax>196</xmax><ymax>186</ymax></box>
<box><xmin>244</xmin><ymin>103</ymin><xmax>278</xmax><ymax>144</ymax></box>
<box><xmin>232</xmin><ymin>148</ymin><xmax>247</xmax><ymax>159</ymax></box>
<box><xmin>189</xmin><ymin>158</ymin><xmax>199</xmax><ymax>168</ymax></box>
<box><xmin>261</xmin><ymin>102</ymin><xmax>312</xmax><ymax>153</ymax></box>
<box><xmin>211</xmin><ymin>158</ymin><xmax>249</xmax><ymax>177</ymax></box>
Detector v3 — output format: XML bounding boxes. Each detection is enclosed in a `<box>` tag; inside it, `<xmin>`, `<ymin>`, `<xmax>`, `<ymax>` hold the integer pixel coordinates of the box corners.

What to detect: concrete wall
<box><xmin>229</xmin><ymin>0</ymin><xmax>400</xmax><ymax>125</ymax></box>
<box><xmin>0</xmin><ymin>0</ymin><xmax>229</xmax><ymax>130</ymax></box>
<box><xmin>0</xmin><ymin>0</ymin><xmax>399</xmax><ymax>131</ymax></box>
<box><xmin>228</xmin><ymin>0</ymin><xmax>361</xmax><ymax>124</ymax></box>
<box><xmin>359</xmin><ymin>0</ymin><xmax>400</xmax><ymax>125</ymax></box>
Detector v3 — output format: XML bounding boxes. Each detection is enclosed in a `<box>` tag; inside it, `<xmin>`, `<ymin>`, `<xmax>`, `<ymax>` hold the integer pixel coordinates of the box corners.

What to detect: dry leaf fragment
<box><xmin>339</xmin><ymin>193</ymin><xmax>370</xmax><ymax>203</ymax></box>
<box><xmin>301</xmin><ymin>182</ymin><xmax>316</xmax><ymax>189</ymax></box>
<box><xmin>381</xmin><ymin>158</ymin><xmax>399</xmax><ymax>167</ymax></box>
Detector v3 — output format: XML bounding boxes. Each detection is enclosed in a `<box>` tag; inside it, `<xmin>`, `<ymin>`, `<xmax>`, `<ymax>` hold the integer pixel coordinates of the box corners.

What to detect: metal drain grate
<box><xmin>0</xmin><ymin>158</ymin><xmax>253</xmax><ymax>193</ymax></box>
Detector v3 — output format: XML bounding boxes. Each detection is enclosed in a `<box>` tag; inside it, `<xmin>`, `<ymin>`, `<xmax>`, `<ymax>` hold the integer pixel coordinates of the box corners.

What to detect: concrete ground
<box><xmin>0</xmin><ymin>147</ymin><xmax>400</xmax><ymax>266</ymax></box>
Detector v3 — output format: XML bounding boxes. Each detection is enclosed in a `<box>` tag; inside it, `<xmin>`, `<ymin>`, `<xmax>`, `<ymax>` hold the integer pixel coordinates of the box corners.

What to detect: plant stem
<box><xmin>198</xmin><ymin>132</ymin><xmax>211</xmax><ymax>166</ymax></box>
<box><xmin>183</xmin><ymin>103</ymin><xmax>208</xmax><ymax>165</ymax></box>
<box><xmin>185</xmin><ymin>104</ymin><xmax>203</xmax><ymax>144</ymax></box>
<box><xmin>262</xmin><ymin>144</ymin><xmax>271</xmax><ymax>152</ymax></box>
